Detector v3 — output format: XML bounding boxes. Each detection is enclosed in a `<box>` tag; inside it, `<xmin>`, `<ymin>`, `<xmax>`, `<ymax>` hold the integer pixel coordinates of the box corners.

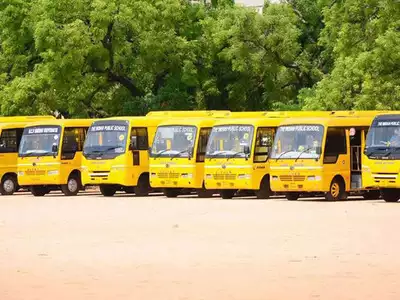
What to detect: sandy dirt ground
<box><xmin>0</xmin><ymin>192</ymin><xmax>399</xmax><ymax>300</ymax></box>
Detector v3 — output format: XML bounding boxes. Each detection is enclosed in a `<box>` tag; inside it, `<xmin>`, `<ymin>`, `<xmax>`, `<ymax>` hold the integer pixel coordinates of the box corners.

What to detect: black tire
<box><xmin>0</xmin><ymin>174</ymin><xmax>18</xmax><ymax>195</ymax></box>
<box><xmin>325</xmin><ymin>177</ymin><xmax>347</xmax><ymax>201</ymax></box>
<box><xmin>164</xmin><ymin>188</ymin><xmax>180</xmax><ymax>198</ymax></box>
<box><xmin>382</xmin><ymin>189</ymin><xmax>400</xmax><ymax>202</ymax></box>
<box><xmin>255</xmin><ymin>177</ymin><xmax>272</xmax><ymax>199</ymax></box>
<box><xmin>220</xmin><ymin>189</ymin><xmax>236</xmax><ymax>199</ymax></box>
<box><xmin>124</xmin><ymin>186</ymin><xmax>135</xmax><ymax>194</ymax></box>
<box><xmin>61</xmin><ymin>174</ymin><xmax>81</xmax><ymax>196</ymax></box>
<box><xmin>135</xmin><ymin>174</ymin><xmax>150</xmax><ymax>197</ymax></box>
<box><xmin>100</xmin><ymin>185</ymin><xmax>117</xmax><ymax>197</ymax></box>
<box><xmin>362</xmin><ymin>190</ymin><xmax>381</xmax><ymax>200</ymax></box>
<box><xmin>31</xmin><ymin>185</ymin><xmax>48</xmax><ymax>197</ymax></box>
<box><xmin>286</xmin><ymin>192</ymin><xmax>299</xmax><ymax>201</ymax></box>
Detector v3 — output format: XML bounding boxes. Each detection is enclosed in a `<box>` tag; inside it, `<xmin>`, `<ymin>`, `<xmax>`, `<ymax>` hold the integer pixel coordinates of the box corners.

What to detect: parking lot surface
<box><xmin>0</xmin><ymin>192</ymin><xmax>399</xmax><ymax>300</ymax></box>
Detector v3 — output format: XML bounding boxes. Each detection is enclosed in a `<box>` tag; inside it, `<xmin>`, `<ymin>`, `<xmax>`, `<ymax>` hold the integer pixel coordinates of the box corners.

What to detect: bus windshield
<box><xmin>206</xmin><ymin>125</ymin><xmax>253</xmax><ymax>158</ymax></box>
<box><xmin>365</xmin><ymin>119</ymin><xmax>400</xmax><ymax>158</ymax></box>
<box><xmin>151</xmin><ymin>126</ymin><xmax>197</xmax><ymax>158</ymax></box>
<box><xmin>270</xmin><ymin>125</ymin><xmax>324</xmax><ymax>159</ymax></box>
<box><xmin>19</xmin><ymin>126</ymin><xmax>61</xmax><ymax>157</ymax></box>
<box><xmin>83</xmin><ymin>121</ymin><xmax>128</xmax><ymax>158</ymax></box>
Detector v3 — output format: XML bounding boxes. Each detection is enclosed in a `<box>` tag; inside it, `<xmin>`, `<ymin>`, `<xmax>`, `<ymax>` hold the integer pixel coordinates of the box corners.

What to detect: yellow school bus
<box><xmin>81</xmin><ymin>117</ymin><xmax>165</xmax><ymax>196</ymax></box>
<box><xmin>149</xmin><ymin>118</ymin><xmax>222</xmax><ymax>197</ymax></box>
<box><xmin>363</xmin><ymin>113</ymin><xmax>400</xmax><ymax>202</ymax></box>
<box><xmin>17</xmin><ymin>119</ymin><xmax>94</xmax><ymax>196</ymax></box>
<box><xmin>269</xmin><ymin>112</ymin><xmax>381</xmax><ymax>201</ymax></box>
<box><xmin>0</xmin><ymin>116</ymin><xmax>56</xmax><ymax>195</ymax></box>
<box><xmin>203</xmin><ymin>112</ymin><xmax>337</xmax><ymax>199</ymax></box>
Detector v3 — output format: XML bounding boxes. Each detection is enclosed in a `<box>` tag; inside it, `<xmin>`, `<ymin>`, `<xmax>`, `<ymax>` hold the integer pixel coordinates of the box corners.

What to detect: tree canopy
<box><xmin>0</xmin><ymin>0</ymin><xmax>398</xmax><ymax>117</ymax></box>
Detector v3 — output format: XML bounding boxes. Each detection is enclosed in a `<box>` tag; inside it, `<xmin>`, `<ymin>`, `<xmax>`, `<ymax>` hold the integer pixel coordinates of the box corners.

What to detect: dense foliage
<box><xmin>0</xmin><ymin>0</ymin><xmax>398</xmax><ymax>117</ymax></box>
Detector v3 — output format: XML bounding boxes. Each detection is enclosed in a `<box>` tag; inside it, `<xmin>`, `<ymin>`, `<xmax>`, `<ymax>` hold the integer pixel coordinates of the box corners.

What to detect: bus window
<box><xmin>131</xmin><ymin>128</ymin><xmax>148</xmax><ymax>150</ymax></box>
<box><xmin>0</xmin><ymin>129</ymin><xmax>18</xmax><ymax>153</ymax></box>
<box><xmin>323</xmin><ymin>128</ymin><xmax>346</xmax><ymax>164</ymax></box>
<box><xmin>254</xmin><ymin>127</ymin><xmax>274</xmax><ymax>163</ymax></box>
<box><xmin>61</xmin><ymin>127</ymin><xmax>86</xmax><ymax>160</ymax></box>
<box><xmin>196</xmin><ymin>128</ymin><xmax>211</xmax><ymax>163</ymax></box>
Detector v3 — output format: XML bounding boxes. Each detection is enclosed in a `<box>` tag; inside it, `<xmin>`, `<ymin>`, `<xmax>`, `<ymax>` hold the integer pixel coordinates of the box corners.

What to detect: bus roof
<box><xmin>0</xmin><ymin>116</ymin><xmax>55</xmax><ymax>123</ymax></box>
<box><xmin>278</xmin><ymin>116</ymin><xmax>375</xmax><ymax>127</ymax></box>
<box><xmin>155</xmin><ymin>117</ymin><xmax>221</xmax><ymax>127</ymax></box>
<box><xmin>146</xmin><ymin>111</ymin><xmax>231</xmax><ymax>117</ymax></box>
<box><xmin>93</xmin><ymin>116</ymin><xmax>172</xmax><ymax>126</ymax></box>
<box><xmin>211</xmin><ymin>117</ymin><xmax>285</xmax><ymax>127</ymax></box>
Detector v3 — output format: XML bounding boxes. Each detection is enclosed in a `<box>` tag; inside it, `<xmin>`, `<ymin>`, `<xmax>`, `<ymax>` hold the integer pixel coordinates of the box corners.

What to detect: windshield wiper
<box><xmin>20</xmin><ymin>151</ymin><xmax>52</xmax><ymax>158</ymax></box>
<box><xmin>275</xmin><ymin>150</ymin><xmax>295</xmax><ymax>162</ymax></box>
<box><xmin>207</xmin><ymin>151</ymin><xmax>230</xmax><ymax>160</ymax></box>
<box><xmin>295</xmin><ymin>147</ymin><xmax>311</xmax><ymax>162</ymax></box>
<box><xmin>226</xmin><ymin>151</ymin><xmax>244</xmax><ymax>161</ymax></box>
<box><xmin>170</xmin><ymin>149</ymin><xmax>191</xmax><ymax>160</ymax></box>
<box><xmin>153</xmin><ymin>149</ymin><xmax>170</xmax><ymax>158</ymax></box>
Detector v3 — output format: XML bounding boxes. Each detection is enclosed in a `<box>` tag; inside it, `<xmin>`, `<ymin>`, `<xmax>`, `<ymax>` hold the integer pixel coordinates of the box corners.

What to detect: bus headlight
<box><xmin>18</xmin><ymin>171</ymin><xmax>24</xmax><ymax>176</ymax></box>
<box><xmin>307</xmin><ymin>176</ymin><xmax>321</xmax><ymax>181</ymax></box>
<box><xmin>81</xmin><ymin>166</ymin><xmax>88</xmax><ymax>171</ymax></box>
<box><xmin>151</xmin><ymin>173</ymin><xmax>157</xmax><ymax>178</ymax></box>
<box><xmin>238</xmin><ymin>174</ymin><xmax>251</xmax><ymax>179</ymax></box>
<box><xmin>47</xmin><ymin>170</ymin><xmax>59</xmax><ymax>176</ymax></box>
<box><xmin>111</xmin><ymin>166</ymin><xmax>125</xmax><ymax>171</ymax></box>
<box><xmin>181</xmin><ymin>173</ymin><xmax>193</xmax><ymax>179</ymax></box>
<box><xmin>205</xmin><ymin>174</ymin><xmax>212</xmax><ymax>179</ymax></box>
<box><xmin>272</xmin><ymin>176</ymin><xmax>278</xmax><ymax>181</ymax></box>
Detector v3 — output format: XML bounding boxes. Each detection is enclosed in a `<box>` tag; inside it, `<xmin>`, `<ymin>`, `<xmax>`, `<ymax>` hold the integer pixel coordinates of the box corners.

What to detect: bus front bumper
<box><xmin>149</xmin><ymin>168</ymin><xmax>201</xmax><ymax>189</ymax></box>
<box><xmin>270</xmin><ymin>174</ymin><xmax>325</xmax><ymax>192</ymax></box>
<box><xmin>81</xmin><ymin>166</ymin><xmax>130</xmax><ymax>186</ymax></box>
<box><xmin>362</xmin><ymin>171</ymin><xmax>400</xmax><ymax>189</ymax></box>
<box><xmin>204</xmin><ymin>173</ymin><xmax>254</xmax><ymax>190</ymax></box>
<box><xmin>18</xmin><ymin>169</ymin><xmax>64</xmax><ymax>186</ymax></box>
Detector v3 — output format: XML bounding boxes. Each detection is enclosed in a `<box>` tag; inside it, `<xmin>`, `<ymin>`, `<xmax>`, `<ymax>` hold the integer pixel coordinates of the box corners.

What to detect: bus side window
<box><xmin>323</xmin><ymin>128</ymin><xmax>346</xmax><ymax>164</ymax></box>
<box><xmin>61</xmin><ymin>127</ymin><xmax>85</xmax><ymax>160</ymax></box>
<box><xmin>196</xmin><ymin>128</ymin><xmax>211</xmax><ymax>163</ymax></box>
<box><xmin>254</xmin><ymin>127</ymin><xmax>274</xmax><ymax>163</ymax></box>
<box><xmin>130</xmin><ymin>128</ymin><xmax>148</xmax><ymax>150</ymax></box>
<box><xmin>0</xmin><ymin>129</ymin><xmax>18</xmax><ymax>153</ymax></box>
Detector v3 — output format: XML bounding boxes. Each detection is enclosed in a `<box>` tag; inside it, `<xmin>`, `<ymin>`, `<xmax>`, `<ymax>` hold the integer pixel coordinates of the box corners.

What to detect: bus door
<box><xmin>349</xmin><ymin>127</ymin><xmax>363</xmax><ymax>189</ymax></box>
<box><xmin>130</xmin><ymin>127</ymin><xmax>149</xmax><ymax>167</ymax></box>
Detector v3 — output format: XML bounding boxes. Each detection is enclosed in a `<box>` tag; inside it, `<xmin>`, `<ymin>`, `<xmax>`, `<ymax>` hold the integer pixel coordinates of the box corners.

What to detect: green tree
<box><xmin>302</xmin><ymin>0</ymin><xmax>400</xmax><ymax>110</ymax></box>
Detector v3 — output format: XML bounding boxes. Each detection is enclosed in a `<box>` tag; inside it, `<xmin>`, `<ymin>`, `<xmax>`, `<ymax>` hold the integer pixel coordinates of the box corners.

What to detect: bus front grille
<box><xmin>158</xmin><ymin>172</ymin><xmax>180</xmax><ymax>179</ymax></box>
<box><xmin>213</xmin><ymin>174</ymin><xmax>237</xmax><ymax>180</ymax></box>
<box><xmin>280</xmin><ymin>175</ymin><xmax>306</xmax><ymax>182</ymax></box>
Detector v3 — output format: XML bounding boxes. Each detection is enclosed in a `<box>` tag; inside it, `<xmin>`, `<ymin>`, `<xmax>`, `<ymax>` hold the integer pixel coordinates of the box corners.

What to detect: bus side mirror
<box><xmin>315</xmin><ymin>146</ymin><xmax>322</xmax><ymax>155</ymax></box>
<box><xmin>148</xmin><ymin>147</ymin><xmax>152</xmax><ymax>155</ymax></box>
<box><xmin>244</xmin><ymin>145</ymin><xmax>250</xmax><ymax>156</ymax></box>
<box><xmin>52</xmin><ymin>144</ymin><xmax>58</xmax><ymax>153</ymax></box>
<box><xmin>188</xmin><ymin>146</ymin><xmax>194</xmax><ymax>160</ymax></box>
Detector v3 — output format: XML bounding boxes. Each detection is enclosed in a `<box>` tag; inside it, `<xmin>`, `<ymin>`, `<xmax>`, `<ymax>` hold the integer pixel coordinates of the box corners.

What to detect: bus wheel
<box><xmin>100</xmin><ymin>185</ymin><xmax>117</xmax><ymax>197</ymax></box>
<box><xmin>220</xmin><ymin>190</ymin><xmax>236</xmax><ymax>199</ymax></box>
<box><xmin>31</xmin><ymin>186</ymin><xmax>48</xmax><ymax>197</ymax></box>
<box><xmin>164</xmin><ymin>188</ymin><xmax>180</xmax><ymax>198</ymax></box>
<box><xmin>61</xmin><ymin>174</ymin><xmax>80</xmax><ymax>196</ymax></box>
<box><xmin>326</xmin><ymin>178</ymin><xmax>347</xmax><ymax>201</ymax></box>
<box><xmin>135</xmin><ymin>174</ymin><xmax>150</xmax><ymax>197</ymax></box>
<box><xmin>255</xmin><ymin>177</ymin><xmax>272</xmax><ymax>199</ymax></box>
<box><xmin>285</xmin><ymin>193</ymin><xmax>299</xmax><ymax>201</ymax></box>
<box><xmin>362</xmin><ymin>190</ymin><xmax>381</xmax><ymax>200</ymax></box>
<box><xmin>0</xmin><ymin>174</ymin><xmax>18</xmax><ymax>195</ymax></box>
<box><xmin>382</xmin><ymin>189</ymin><xmax>400</xmax><ymax>202</ymax></box>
